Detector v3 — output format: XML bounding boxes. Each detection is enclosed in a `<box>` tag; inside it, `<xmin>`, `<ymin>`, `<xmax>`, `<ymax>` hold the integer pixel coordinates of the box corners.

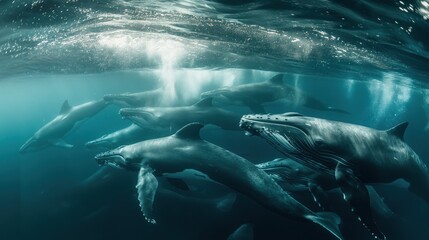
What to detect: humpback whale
<box><xmin>240</xmin><ymin>112</ymin><xmax>429</xmax><ymax>239</ymax></box>
<box><xmin>19</xmin><ymin>99</ymin><xmax>108</xmax><ymax>153</ymax></box>
<box><xmin>200</xmin><ymin>74</ymin><xmax>348</xmax><ymax>114</ymax></box>
<box><xmin>95</xmin><ymin>123</ymin><xmax>343</xmax><ymax>240</ymax></box>
<box><xmin>119</xmin><ymin>98</ymin><xmax>242</xmax><ymax>131</ymax></box>
<box><xmin>85</xmin><ymin>124</ymin><xmax>162</xmax><ymax>149</ymax></box>
<box><xmin>257</xmin><ymin>158</ymin><xmax>395</xmax><ymax>217</ymax></box>
<box><xmin>104</xmin><ymin>88</ymin><xmax>164</xmax><ymax>107</ymax></box>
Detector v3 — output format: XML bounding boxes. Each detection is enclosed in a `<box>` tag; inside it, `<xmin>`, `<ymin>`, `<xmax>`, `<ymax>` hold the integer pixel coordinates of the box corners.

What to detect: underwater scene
<box><xmin>1</xmin><ymin>0</ymin><xmax>429</xmax><ymax>239</ymax></box>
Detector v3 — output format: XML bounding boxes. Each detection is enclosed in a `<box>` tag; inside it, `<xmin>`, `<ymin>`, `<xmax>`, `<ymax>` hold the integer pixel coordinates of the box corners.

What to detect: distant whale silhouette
<box><xmin>85</xmin><ymin>124</ymin><xmax>164</xmax><ymax>149</ymax></box>
<box><xmin>95</xmin><ymin>123</ymin><xmax>343</xmax><ymax>240</ymax></box>
<box><xmin>201</xmin><ymin>74</ymin><xmax>348</xmax><ymax>114</ymax></box>
<box><xmin>104</xmin><ymin>88</ymin><xmax>167</xmax><ymax>108</ymax></box>
<box><xmin>20</xmin><ymin>99</ymin><xmax>108</xmax><ymax>153</ymax></box>
<box><xmin>119</xmin><ymin>97</ymin><xmax>242</xmax><ymax>131</ymax></box>
<box><xmin>240</xmin><ymin>112</ymin><xmax>429</xmax><ymax>239</ymax></box>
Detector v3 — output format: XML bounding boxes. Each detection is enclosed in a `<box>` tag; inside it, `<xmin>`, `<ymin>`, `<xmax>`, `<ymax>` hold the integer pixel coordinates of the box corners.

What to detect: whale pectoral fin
<box><xmin>308</xmin><ymin>183</ymin><xmax>330</xmax><ymax>211</ymax></box>
<box><xmin>51</xmin><ymin>139</ymin><xmax>74</xmax><ymax>148</ymax></box>
<box><xmin>367</xmin><ymin>186</ymin><xmax>395</xmax><ymax>218</ymax></box>
<box><xmin>136</xmin><ymin>167</ymin><xmax>159</xmax><ymax>224</ymax></box>
<box><xmin>335</xmin><ymin>164</ymin><xmax>386</xmax><ymax>240</ymax></box>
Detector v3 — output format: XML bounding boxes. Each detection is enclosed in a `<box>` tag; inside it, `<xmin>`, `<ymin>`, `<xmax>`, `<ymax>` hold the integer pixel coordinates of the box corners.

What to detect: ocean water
<box><xmin>1</xmin><ymin>0</ymin><xmax>429</xmax><ymax>239</ymax></box>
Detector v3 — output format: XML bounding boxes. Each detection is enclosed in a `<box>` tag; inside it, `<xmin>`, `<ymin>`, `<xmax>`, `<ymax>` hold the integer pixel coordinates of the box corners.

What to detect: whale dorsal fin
<box><xmin>386</xmin><ymin>122</ymin><xmax>408</xmax><ymax>140</ymax></box>
<box><xmin>268</xmin><ymin>74</ymin><xmax>284</xmax><ymax>85</ymax></box>
<box><xmin>193</xmin><ymin>98</ymin><xmax>213</xmax><ymax>108</ymax></box>
<box><xmin>60</xmin><ymin>100</ymin><xmax>72</xmax><ymax>114</ymax></box>
<box><xmin>174</xmin><ymin>122</ymin><xmax>203</xmax><ymax>140</ymax></box>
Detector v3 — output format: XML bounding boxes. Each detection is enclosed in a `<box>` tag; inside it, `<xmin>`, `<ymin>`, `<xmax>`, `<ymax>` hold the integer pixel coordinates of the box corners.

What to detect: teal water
<box><xmin>1</xmin><ymin>1</ymin><xmax>429</xmax><ymax>240</ymax></box>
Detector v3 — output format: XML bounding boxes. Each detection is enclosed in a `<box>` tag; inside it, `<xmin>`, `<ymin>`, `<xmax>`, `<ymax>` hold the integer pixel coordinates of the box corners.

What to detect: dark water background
<box><xmin>1</xmin><ymin>0</ymin><xmax>429</xmax><ymax>239</ymax></box>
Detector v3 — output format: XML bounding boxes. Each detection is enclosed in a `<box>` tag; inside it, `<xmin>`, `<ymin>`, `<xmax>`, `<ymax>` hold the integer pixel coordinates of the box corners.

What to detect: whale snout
<box><xmin>94</xmin><ymin>151</ymin><xmax>112</xmax><ymax>165</ymax></box>
<box><xmin>19</xmin><ymin>137</ymin><xmax>38</xmax><ymax>154</ymax></box>
<box><xmin>95</xmin><ymin>150</ymin><xmax>121</xmax><ymax>165</ymax></box>
<box><xmin>239</xmin><ymin>115</ymin><xmax>264</xmax><ymax>135</ymax></box>
<box><xmin>119</xmin><ymin>108</ymin><xmax>141</xmax><ymax>117</ymax></box>
<box><xmin>86</xmin><ymin>137</ymin><xmax>112</xmax><ymax>150</ymax></box>
<box><xmin>119</xmin><ymin>108</ymin><xmax>155</xmax><ymax>119</ymax></box>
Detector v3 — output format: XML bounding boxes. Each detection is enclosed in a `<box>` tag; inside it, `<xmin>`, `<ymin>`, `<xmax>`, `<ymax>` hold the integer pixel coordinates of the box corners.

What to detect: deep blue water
<box><xmin>1</xmin><ymin>1</ymin><xmax>429</xmax><ymax>240</ymax></box>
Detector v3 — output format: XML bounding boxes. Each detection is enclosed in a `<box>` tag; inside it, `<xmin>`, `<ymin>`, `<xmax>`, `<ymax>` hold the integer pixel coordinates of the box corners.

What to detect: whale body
<box><xmin>95</xmin><ymin>123</ymin><xmax>343</xmax><ymax>240</ymax></box>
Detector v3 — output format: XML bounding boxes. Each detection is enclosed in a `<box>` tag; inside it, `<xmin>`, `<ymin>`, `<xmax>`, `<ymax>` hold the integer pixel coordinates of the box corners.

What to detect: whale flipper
<box><xmin>306</xmin><ymin>212</ymin><xmax>343</xmax><ymax>240</ymax></box>
<box><xmin>368</xmin><ymin>186</ymin><xmax>395</xmax><ymax>218</ymax></box>
<box><xmin>335</xmin><ymin>164</ymin><xmax>386</xmax><ymax>240</ymax></box>
<box><xmin>227</xmin><ymin>223</ymin><xmax>254</xmax><ymax>240</ymax></box>
<box><xmin>51</xmin><ymin>139</ymin><xmax>74</xmax><ymax>148</ymax></box>
<box><xmin>308</xmin><ymin>182</ymin><xmax>330</xmax><ymax>210</ymax></box>
<box><xmin>136</xmin><ymin>167</ymin><xmax>158</xmax><ymax>224</ymax></box>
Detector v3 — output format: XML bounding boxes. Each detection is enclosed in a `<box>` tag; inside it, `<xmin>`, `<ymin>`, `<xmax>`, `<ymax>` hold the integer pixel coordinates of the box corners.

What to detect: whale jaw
<box><xmin>95</xmin><ymin>150</ymin><xmax>127</xmax><ymax>169</ymax></box>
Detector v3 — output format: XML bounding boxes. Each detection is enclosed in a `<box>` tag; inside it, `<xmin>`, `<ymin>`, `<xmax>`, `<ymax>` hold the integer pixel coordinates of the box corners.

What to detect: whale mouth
<box><xmin>119</xmin><ymin>108</ymin><xmax>156</xmax><ymax>119</ymax></box>
<box><xmin>240</xmin><ymin>114</ymin><xmax>339</xmax><ymax>174</ymax></box>
<box><xmin>95</xmin><ymin>151</ymin><xmax>126</xmax><ymax>169</ymax></box>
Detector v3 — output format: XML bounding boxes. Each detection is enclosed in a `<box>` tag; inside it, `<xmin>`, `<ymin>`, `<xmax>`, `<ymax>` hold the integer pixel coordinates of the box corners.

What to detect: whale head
<box><xmin>85</xmin><ymin>135</ymin><xmax>115</xmax><ymax>149</ymax></box>
<box><xmin>239</xmin><ymin>113</ymin><xmax>339</xmax><ymax>171</ymax></box>
<box><xmin>95</xmin><ymin>145</ymin><xmax>142</xmax><ymax>171</ymax></box>
<box><xmin>119</xmin><ymin>108</ymin><xmax>159</xmax><ymax>127</ymax></box>
<box><xmin>19</xmin><ymin>136</ymin><xmax>49</xmax><ymax>153</ymax></box>
<box><xmin>19</xmin><ymin>137</ymin><xmax>38</xmax><ymax>153</ymax></box>
<box><xmin>239</xmin><ymin>112</ymin><xmax>315</xmax><ymax>144</ymax></box>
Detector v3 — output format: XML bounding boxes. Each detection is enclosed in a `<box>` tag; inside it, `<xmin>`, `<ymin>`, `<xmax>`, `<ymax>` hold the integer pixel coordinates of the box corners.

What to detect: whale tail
<box><xmin>306</xmin><ymin>212</ymin><xmax>343</xmax><ymax>240</ymax></box>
